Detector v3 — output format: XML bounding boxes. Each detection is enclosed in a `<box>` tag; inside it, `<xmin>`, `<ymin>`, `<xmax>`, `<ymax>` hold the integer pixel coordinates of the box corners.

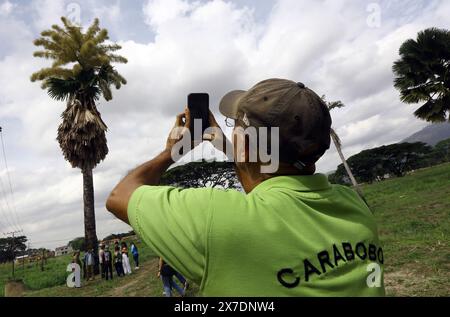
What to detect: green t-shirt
<box><xmin>128</xmin><ymin>174</ymin><xmax>385</xmax><ymax>297</ymax></box>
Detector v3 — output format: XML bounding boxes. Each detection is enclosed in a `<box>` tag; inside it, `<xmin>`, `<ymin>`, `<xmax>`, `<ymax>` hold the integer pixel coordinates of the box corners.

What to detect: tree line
<box><xmin>68</xmin><ymin>231</ymin><xmax>136</xmax><ymax>252</ymax></box>
<box><xmin>161</xmin><ymin>160</ymin><xmax>240</xmax><ymax>189</ymax></box>
<box><xmin>0</xmin><ymin>236</ymin><xmax>27</xmax><ymax>263</ymax></box>
<box><xmin>328</xmin><ymin>138</ymin><xmax>450</xmax><ymax>185</ymax></box>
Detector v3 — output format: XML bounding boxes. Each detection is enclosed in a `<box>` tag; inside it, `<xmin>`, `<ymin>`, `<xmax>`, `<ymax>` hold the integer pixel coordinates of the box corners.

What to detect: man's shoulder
<box><xmin>330</xmin><ymin>183</ymin><xmax>362</xmax><ymax>198</ymax></box>
<box><xmin>209</xmin><ymin>187</ymin><xmax>247</xmax><ymax>201</ymax></box>
<box><xmin>177</xmin><ymin>187</ymin><xmax>247</xmax><ymax>212</ymax></box>
<box><xmin>153</xmin><ymin>185</ymin><xmax>246</xmax><ymax>203</ymax></box>
<box><xmin>135</xmin><ymin>185</ymin><xmax>220</xmax><ymax>199</ymax></box>
<box><xmin>329</xmin><ymin>183</ymin><xmax>373</xmax><ymax>215</ymax></box>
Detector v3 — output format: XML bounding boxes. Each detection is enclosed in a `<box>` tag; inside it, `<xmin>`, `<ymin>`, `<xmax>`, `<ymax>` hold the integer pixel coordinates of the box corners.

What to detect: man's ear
<box><xmin>244</xmin><ymin>134</ymin><xmax>250</xmax><ymax>163</ymax></box>
<box><xmin>232</xmin><ymin>128</ymin><xmax>247</xmax><ymax>163</ymax></box>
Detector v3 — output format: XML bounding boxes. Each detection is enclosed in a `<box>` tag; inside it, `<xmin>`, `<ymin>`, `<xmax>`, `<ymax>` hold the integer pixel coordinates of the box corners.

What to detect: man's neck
<box><xmin>239</xmin><ymin>164</ymin><xmax>316</xmax><ymax>193</ymax></box>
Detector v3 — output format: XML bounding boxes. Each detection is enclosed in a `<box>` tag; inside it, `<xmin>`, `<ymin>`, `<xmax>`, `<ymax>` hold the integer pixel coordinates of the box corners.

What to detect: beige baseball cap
<box><xmin>219</xmin><ymin>78</ymin><xmax>332</xmax><ymax>168</ymax></box>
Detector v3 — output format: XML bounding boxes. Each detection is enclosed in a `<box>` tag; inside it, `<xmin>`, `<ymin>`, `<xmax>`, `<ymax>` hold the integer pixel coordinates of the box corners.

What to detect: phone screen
<box><xmin>188</xmin><ymin>93</ymin><xmax>210</xmax><ymax>139</ymax></box>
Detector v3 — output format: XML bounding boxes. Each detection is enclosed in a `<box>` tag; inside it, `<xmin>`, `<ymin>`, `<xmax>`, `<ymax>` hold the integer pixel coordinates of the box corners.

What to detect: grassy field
<box><xmin>364</xmin><ymin>162</ymin><xmax>450</xmax><ymax>296</ymax></box>
<box><xmin>1</xmin><ymin>163</ymin><xmax>449</xmax><ymax>297</ymax></box>
<box><xmin>25</xmin><ymin>257</ymin><xmax>200</xmax><ymax>297</ymax></box>
<box><xmin>0</xmin><ymin>253</ymin><xmax>71</xmax><ymax>297</ymax></box>
<box><xmin>0</xmin><ymin>239</ymin><xmax>201</xmax><ymax>297</ymax></box>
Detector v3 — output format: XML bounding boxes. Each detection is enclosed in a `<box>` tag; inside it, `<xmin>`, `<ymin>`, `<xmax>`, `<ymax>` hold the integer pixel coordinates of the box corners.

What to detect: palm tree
<box><xmin>322</xmin><ymin>97</ymin><xmax>364</xmax><ymax>198</ymax></box>
<box><xmin>393</xmin><ymin>27</ymin><xmax>450</xmax><ymax>122</ymax></box>
<box><xmin>31</xmin><ymin>17</ymin><xmax>127</xmax><ymax>251</ymax></box>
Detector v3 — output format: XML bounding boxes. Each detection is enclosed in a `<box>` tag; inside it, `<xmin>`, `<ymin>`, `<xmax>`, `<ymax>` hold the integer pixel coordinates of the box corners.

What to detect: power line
<box><xmin>0</xmin><ymin>126</ymin><xmax>30</xmax><ymax>256</ymax></box>
<box><xmin>0</xmin><ymin>127</ymin><xmax>23</xmax><ymax>233</ymax></box>
<box><xmin>4</xmin><ymin>230</ymin><xmax>23</xmax><ymax>279</ymax></box>
<box><xmin>0</xmin><ymin>132</ymin><xmax>19</xmax><ymax>232</ymax></box>
<box><xmin>31</xmin><ymin>229</ymin><xmax>129</xmax><ymax>248</ymax></box>
<box><xmin>0</xmin><ymin>127</ymin><xmax>34</xmax><ymax>259</ymax></box>
<box><xmin>30</xmin><ymin>238</ymin><xmax>74</xmax><ymax>245</ymax></box>
<box><xmin>0</xmin><ymin>128</ymin><xmax>20</xmax><ymax>232</ymax></box>
<box><xmin>0</xmin><ymin>169</ymin><xmax>12</xmax><ymax>233</ymax></box>
<box><xmin>0</xmin><ymin>176</ymin><xmax>20</xmax><ymax>233</ymax></box>
<box><xmin>0</xmin><ymin>198</ymin><xmax>13</xmax><ymax>234</ymax></box>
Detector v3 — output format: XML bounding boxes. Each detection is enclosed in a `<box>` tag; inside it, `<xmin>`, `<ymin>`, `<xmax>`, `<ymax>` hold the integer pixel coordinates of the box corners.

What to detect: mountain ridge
<box><xmin>402</xmin><ymin>123</ymin><xmax>450</xmax><ymax>146</ymax></box>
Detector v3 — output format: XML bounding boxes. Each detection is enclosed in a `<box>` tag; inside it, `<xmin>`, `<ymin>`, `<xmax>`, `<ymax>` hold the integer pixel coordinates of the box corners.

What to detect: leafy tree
<box><xmin>68</xmin><ymin>237</ymin><xmax>86</xmax><ymax>252</ymax></box>
<box><xmin>102</xmin><ymin>231</ymin><xmax>136</xmax><ymax>242</ymax></box>
<box><xmin>380</xmin><ymin>143</ymin><xmax>431</xmax><ymax>177</ymax></box>
<box><xmin>431</xmin><ymin>137</ymin><xmax>450</xmax><ymax>163</ymax></box>
<box><xmin>161</xmin><ymin>160</ymin><xmax>241</xmax><ymax>190</ymax></box>
<box><xmin>331</xmin><ymin>142</ymin><xmax>432</xmax><ymax>184</ymax></box>
<box><xmin>393</xmin><ymin>28</ymin><xmax>450</xmax><ymax>122</ymax></box>
<box><xmin>30</xmin><ymin>17</ymin><xmax>127</xmax><ymax>251</ymax></box>
<box><xmin>0</xmin><ymin>236</ymin><xmax>27</xmax><ymax>264</ymax></box>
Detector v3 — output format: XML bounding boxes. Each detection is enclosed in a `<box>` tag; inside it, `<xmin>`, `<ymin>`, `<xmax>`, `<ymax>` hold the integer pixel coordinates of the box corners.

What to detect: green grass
<box><xmin>26</xmin><ymin>256</ymin><xmax>199</xmax><ymax>297</ymax></box>
<box><xmin>2</xmin><ymin>163</ymin><xmax>449</xmax><ymax>297</ymax></box>
<box><xmin>363</xmin><ymin>163</ymin><xmax>450</xmax><ymax>296</ymax></box>
<box><xmin>0</xmin><ymin>254</ymin><xmax>71</xmax><ymax>297</ymax></box>
<box><xmin>0</xmin><ymin>239</ymin><xmax>198</xmax><ymax>297</ymax></box>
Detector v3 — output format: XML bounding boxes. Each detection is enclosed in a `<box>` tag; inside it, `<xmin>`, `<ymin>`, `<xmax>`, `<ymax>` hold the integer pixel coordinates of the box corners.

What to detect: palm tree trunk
<box><xmin>82</xmin><ymin>167</ymin><xmax>98</xmax><ymax>254</ymax></box>
<box><xmin>331</xmin><ymin>134</ymin><xmax>364</xmax><ymax>198</ymax></box>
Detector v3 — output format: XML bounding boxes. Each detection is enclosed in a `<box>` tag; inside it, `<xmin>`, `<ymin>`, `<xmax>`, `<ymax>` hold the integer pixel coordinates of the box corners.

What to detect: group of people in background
<box><xmin>72</xmin><ymin>241</ymin><xmax>140</xmax><ymax>281</ymax></box>
<box><xmin>108</xmin><ymin>241</ymin><xmax>139</xmax><ymax>277</ymax></box>
<box><xmin>72</xmin><ymin>242</ymin><xmax>190</xmax><ymax>297</ymax></box>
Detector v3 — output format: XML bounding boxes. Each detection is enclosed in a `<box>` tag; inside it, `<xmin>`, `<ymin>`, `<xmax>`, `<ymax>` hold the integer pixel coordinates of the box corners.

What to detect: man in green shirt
<box><xmin>106</xmin><ymin>79</ymin><xmax>385</xmax><ymax>296</ymax></box>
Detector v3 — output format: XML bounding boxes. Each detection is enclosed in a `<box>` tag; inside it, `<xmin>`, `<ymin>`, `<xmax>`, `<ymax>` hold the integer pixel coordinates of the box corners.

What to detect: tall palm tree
<box><xmin>31</xmin><ymin>17</ymin><xmax>127</xmax><ymax>251</ymax></box>
<box><xmin>322</xmin><ymin>97</ymin><xmax>364</xmax><ymax>198</ymax></box>
<box><xmin>393</xmin><ymin>27</ymin><xmax>450</xmax><ymax>122</ymax></box>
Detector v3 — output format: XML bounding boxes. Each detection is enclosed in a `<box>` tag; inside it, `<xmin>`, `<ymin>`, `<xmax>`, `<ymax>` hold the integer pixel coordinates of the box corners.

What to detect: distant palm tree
<box><xmin>31</xmin><ymin>17</ymin><xmax>127</xmax><ymax>251</ymax></box>
<box><xmin>393</xmin><ymin>27</ymin><xmax>450</xmax><ymax>122</ymax></box>
<box><xmin>322</xmin><ymin>97</ymin><xmax>364</xmax><ymax>198</ymax></box>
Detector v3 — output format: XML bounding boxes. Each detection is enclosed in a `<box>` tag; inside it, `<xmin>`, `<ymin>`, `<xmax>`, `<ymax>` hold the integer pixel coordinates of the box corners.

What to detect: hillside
<box><xmin>1</xmin><ymin>163</ymin><xmax>449</xmax><ymax>297</ymax></box>
<box><xmin>402</xmin><ymin>123</ymin><xmax>450</xmax><ymax>146</ymax></box>
<box><xmin>364</xmin><ymin>163</ymin><xmax>450</xmax><ymax>296</ymax></box>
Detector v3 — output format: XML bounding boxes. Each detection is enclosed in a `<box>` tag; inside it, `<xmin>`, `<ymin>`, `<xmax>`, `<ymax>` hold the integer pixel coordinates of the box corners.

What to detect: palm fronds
<box><xmin>45</xmin><ymin>77</ymin><xmax>81</xmax><ymax>101</ymax></box>
<box><xmin>393</xmin><ymin>27</ymin><xmax>450</xmax><ymax>122</ymax></box>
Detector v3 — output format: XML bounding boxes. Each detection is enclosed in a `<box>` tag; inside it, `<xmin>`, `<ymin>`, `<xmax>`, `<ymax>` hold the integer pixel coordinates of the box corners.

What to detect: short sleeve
<box><xmin>128</xmin><ymin>185</ymin><xmax>213</xmax><ymax>284</ymax></box>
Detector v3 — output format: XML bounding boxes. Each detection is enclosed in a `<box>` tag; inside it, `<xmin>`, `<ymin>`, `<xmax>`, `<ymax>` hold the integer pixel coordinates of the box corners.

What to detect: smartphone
<box><xmin>188</xmin><ymin>93</ymin><xmax>210</xmax><ymax>140</ymax></box>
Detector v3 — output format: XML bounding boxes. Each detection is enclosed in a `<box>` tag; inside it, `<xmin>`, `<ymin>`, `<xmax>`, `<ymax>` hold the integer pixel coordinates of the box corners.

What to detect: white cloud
<box><xmin>89</xmin><ymin>0</ymin><xmax>122</xmax><ymax>33</ymax></box>
<box><xmin>143</xmin><ymin>0</ymin><xmax>195</xmax><ymax>28</ymax></box>
<box><xmin>91</xmin><ymin>1</ymin><xmax>121</xmax><ymax>21</ymax></box>
<box><xmin>0</xmin><ymin>0</ymin><xmax>14</xmax><ymax>16</ymax></box>
<box><xmin>31</xmin><ymin>0</ymin><xmax>66</xmax><ymax>30</ymax></box>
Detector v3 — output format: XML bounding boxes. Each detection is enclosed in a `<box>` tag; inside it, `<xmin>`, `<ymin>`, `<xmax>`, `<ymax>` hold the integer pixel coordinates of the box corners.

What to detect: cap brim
<box><xmin>219</xmin><ymin>90</ymin><xmax>246</xmax><ymax>120</ymax></box>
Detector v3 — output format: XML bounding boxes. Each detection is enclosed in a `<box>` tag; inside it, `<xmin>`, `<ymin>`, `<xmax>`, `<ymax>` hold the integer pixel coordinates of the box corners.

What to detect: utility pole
<box><xmin>5</xmin><ymin>230</ymin><xmax>23</xmax><ymax>280</ymax></box>
<box><xmin>41</xmin><ymin>249</ymin><xmax>44</xmax><ymax>272</ymax></box>
<box><xmin>23</xmin><ymin>242</ymin><xmax>29</xmax><ymax>274</ymax></box>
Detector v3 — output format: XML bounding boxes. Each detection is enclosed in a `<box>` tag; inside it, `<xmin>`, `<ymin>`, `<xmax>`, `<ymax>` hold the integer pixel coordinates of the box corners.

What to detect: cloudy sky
<box><xmin>0</xmin><ymin>0</ymin><xmax>448</xmax><ymax>249</ymax></box>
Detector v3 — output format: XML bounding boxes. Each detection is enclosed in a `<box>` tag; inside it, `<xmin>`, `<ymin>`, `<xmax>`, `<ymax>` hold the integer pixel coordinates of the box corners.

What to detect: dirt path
<box><xmin>97</xmin><ymin>258</ymin><xmax>160</xmax><ymax>297</ymax></box>
<box><xmin>384</xmin><ymin>264</ymin><xmax>450</xmax><ymax>297</ymax></box>
<box><xmin>24</xmin><ymin>257</ymin><xmax>164</xmax><ymax>297</ymax></box>
<box><xmin>105</xmin><ymin>261</ymin><xmax>158</xmax><ymax>297</ymax></box>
